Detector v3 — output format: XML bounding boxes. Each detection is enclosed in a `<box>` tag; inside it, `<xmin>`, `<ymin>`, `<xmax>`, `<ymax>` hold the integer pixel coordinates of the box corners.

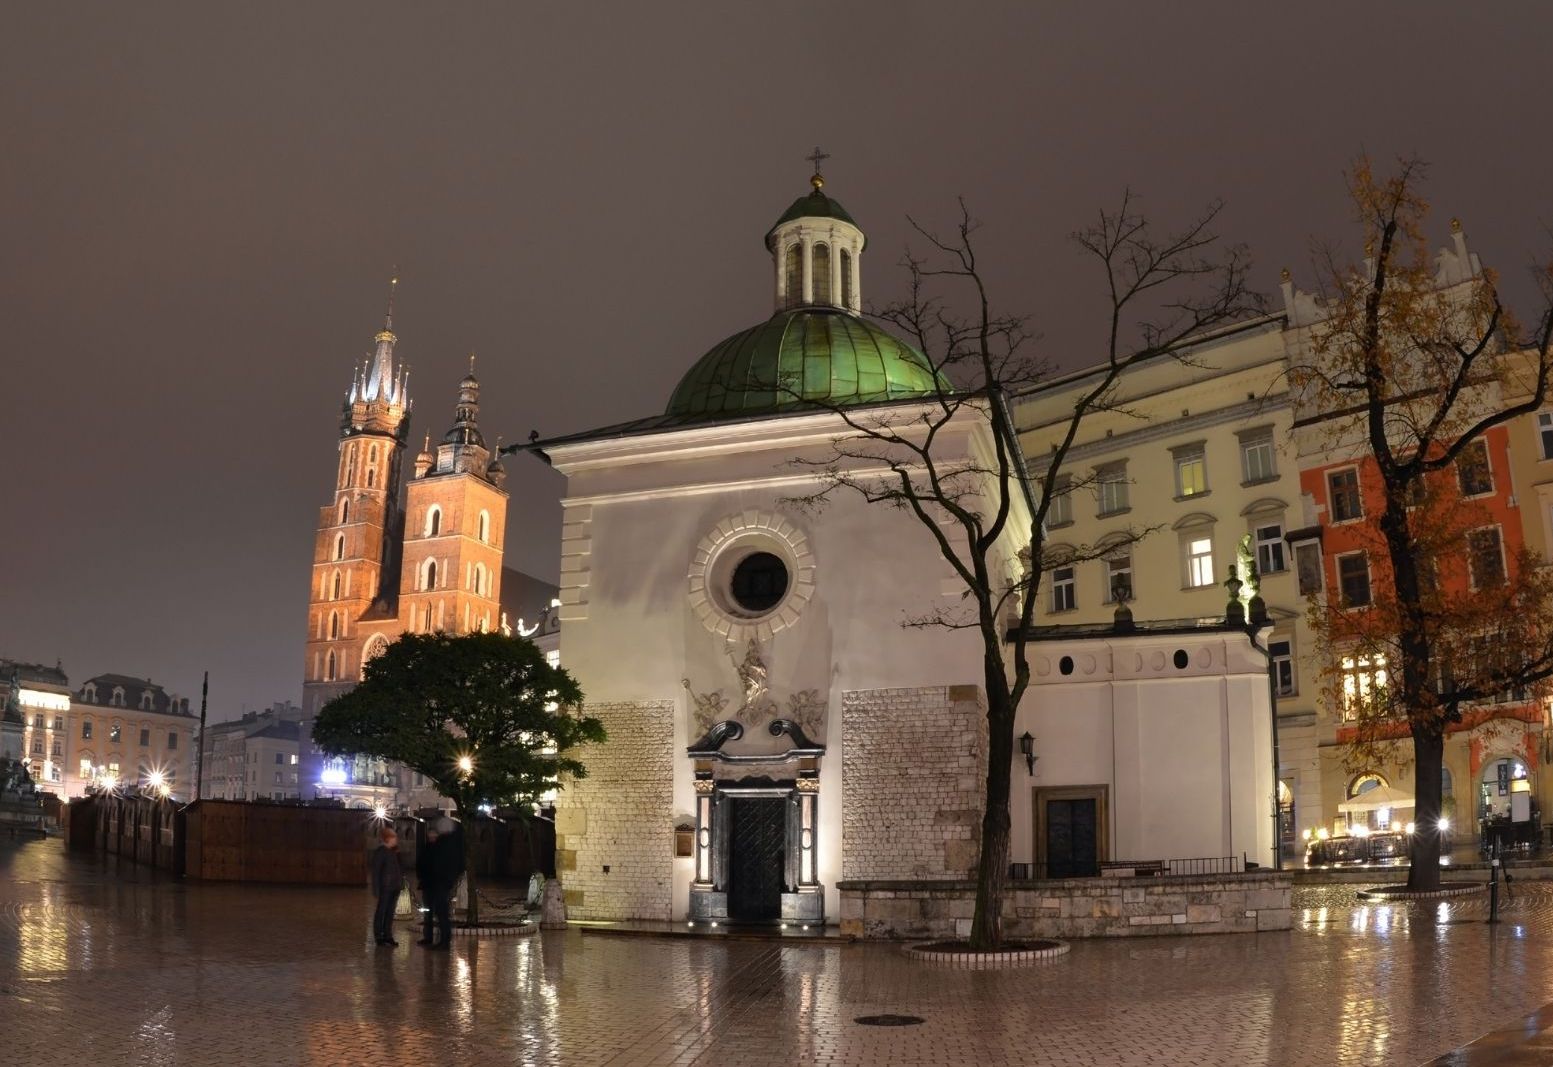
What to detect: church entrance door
<box><xmin>727</xmin><ymin>796</ymin><xmax>786</xmax><ymax>922</ymax></box>
<box><xmin>1035</xmin><ymin>786</ymin><xmax>1106</xmax><ymax>879</ymax></box>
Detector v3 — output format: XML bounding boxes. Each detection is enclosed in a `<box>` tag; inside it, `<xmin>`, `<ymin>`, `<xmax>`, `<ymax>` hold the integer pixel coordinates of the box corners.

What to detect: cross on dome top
<box><xmin>806</xmin><ymin>146</ymin><xmax>830</xmax><ymax>191</ymax></box>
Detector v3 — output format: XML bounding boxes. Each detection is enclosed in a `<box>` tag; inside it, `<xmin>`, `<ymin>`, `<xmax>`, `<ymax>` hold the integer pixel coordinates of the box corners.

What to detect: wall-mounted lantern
<box><xmin>1019</xmin><ymin>732</ymin><xmax>1036</xmax><ymax>775</ymax></box>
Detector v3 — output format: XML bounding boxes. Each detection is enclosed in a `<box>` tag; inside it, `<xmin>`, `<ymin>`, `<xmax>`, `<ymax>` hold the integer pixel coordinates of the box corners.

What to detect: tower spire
<box><xmin>384</xmin><ymin>270</ymin><xmax>398</xmax><ymax>333</ymax></box>
<box><xmin>364</xmin><ymin>273</ymin><xmax>404</xmax><ymax>405</ymax></box>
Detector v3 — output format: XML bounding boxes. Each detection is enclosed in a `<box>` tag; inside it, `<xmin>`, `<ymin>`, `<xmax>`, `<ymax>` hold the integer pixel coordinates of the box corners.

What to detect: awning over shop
<box><xmin>1338</xmin><ymin>784</ymin><xmax>1416</xmax><ymax>813</ymax></box>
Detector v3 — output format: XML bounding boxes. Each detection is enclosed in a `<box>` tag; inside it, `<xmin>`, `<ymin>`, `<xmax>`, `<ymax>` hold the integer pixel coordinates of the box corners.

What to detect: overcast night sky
<box><xmin>2</xmin><ymin>3</ymin><xmax>1551</xmax><ymax>718</ymax></box>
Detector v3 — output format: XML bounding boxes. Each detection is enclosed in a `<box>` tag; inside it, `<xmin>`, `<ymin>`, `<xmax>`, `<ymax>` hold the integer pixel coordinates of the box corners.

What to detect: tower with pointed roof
<box><xmin>304</xmin><ymin>280</ymin><xmax>413</xmax><ymax>728</ymax></box>
<box><xmin>399</xmin><ymin>359</ymin><xmax>509</xmax><ymax>640</ymax></box>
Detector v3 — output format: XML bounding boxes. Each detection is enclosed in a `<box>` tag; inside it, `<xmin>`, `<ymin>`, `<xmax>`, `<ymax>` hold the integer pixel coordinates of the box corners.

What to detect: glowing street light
<box><xmin>457</xmin><ymin>755</ymin><xmax>474</xmax><ymax>775</ymax></box>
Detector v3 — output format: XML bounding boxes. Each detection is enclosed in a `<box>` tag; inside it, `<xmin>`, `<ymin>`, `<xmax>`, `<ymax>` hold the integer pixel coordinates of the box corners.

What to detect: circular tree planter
<box><xmin>903</xmin><ymin>939</ymin><xmax>1070</xmax><ymax>968</ymax></box>
<box><xmin>452</xmin><ymin>920</ymin><xmax>538</xmax><ymax>938</ymax></box>
<box><xmin>1355</xmin><ymin>883</ymin><xmax>1486</xmax><ymax>902</ymax></box>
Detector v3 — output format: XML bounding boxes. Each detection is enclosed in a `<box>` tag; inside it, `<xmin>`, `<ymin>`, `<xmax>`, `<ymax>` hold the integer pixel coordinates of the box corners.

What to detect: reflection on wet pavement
<box><xmin>4</xmin><ymin>840</ymin><xmax>1551</xmax><ymax>1065</ymax></box>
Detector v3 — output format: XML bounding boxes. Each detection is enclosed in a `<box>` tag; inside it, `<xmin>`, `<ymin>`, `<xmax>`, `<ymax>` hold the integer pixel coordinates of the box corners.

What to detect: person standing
<box><xmin>422</xmin><ymin>816</ymin><xmax>465</xmax><ymax>949</ymax></box>
<box><xmin>415</xmin><ymin>823</ymin><xmax>439</xmax><ymax>946</ymax></box>
<box><xmin>369</xmin><ymin>826</ymin><xmax>404</xmax><ymax>947</ymax></box>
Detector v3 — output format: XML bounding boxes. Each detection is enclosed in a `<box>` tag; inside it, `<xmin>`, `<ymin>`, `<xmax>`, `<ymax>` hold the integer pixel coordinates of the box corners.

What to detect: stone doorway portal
<box><xmin>727</xmin><ymin>796</ymin><xmax>786</xmax><ymax>922</ymax></box>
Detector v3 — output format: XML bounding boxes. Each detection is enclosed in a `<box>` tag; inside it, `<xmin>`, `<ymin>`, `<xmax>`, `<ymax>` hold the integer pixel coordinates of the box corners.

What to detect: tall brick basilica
<box><xmin>299</xmin><ymin>282</ymin><xmax>515</xmax><ymax>809</ymax></box>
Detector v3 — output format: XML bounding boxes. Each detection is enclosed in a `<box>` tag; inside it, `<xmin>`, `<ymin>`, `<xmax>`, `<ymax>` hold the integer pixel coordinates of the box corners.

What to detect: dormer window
<box><xmin>111</xmin><ymin>686</ymin><xmax>125</xmax><ymax>708</ymax></box>
<box><xmin>139</xmin><ymin>690</ymin><xmax>154</xmax><ymax>711</ymax></box>
<box><xmin>83</xmin><ymin>682</ymin><xmax>97</xmax><ymax>703</ymax></box>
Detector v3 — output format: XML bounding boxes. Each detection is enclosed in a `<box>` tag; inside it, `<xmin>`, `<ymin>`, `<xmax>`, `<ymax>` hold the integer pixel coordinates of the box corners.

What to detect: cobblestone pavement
<box><xmin>6</xmin><ymin>841</ymin><xmax>1553</xmax><ymax>1066</ymax></box>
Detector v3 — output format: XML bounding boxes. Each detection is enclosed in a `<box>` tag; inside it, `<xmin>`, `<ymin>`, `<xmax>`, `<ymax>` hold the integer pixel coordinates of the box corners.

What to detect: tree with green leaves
<box><xmin>313</xmin><ymin>631</ymin><xmax>603</xmax><ymax>925</ymax></box>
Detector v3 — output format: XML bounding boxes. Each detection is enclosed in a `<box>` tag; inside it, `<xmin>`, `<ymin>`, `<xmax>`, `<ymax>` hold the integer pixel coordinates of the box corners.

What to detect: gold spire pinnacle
<box><xmin>806</xmin><ymin>146</ymin><xmax>830</xmax><ymax>191</ymax></box>
<box><xmin>468</xmin><ymin>351</ymin><xmax>476</xmax><ymax>375</ymax></box>
<box><xmin>1280</xmin><ymin>267</ymin><xmax>1291</xmax><ymax>282</ymax></box>
<box><xmin>1450</xmin><ymin>217</ymin><xmax>1462</xmax><ymax>233</ymax></box>
<box><xmin>376</xmin><ymin>270</ymin><xmax>399</xmax><ymax>343</ymax></box>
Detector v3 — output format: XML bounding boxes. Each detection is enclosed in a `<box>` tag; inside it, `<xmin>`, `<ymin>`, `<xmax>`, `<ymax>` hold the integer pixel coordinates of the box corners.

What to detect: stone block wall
<box><xmin>554</xmin><ymin>700</ymin><xmax>675</xmax><ymax>920</ymax></box>
<box><xmin>836</xmin><ymin>871</ymin><xmax>1293</xmax><ymax>940</ymax></box>
<box><xmin>841</xmin><ymin>685</ymin><xmax>987</xmax><ymax>880</ymax></box>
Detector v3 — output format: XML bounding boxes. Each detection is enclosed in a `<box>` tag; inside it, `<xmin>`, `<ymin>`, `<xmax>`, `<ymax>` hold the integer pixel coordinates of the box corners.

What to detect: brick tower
<box><xmin>400</xmin><ymin>359</ymin><xmax>508</xmax><ymax>639</ymax></box>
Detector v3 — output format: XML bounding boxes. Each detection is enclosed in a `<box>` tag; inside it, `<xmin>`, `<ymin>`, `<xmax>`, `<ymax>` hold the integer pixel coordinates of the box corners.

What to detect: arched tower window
<box><xmin>326</xmin><ymin>650</ymin><xmax>337</xmax><ymax>681</ymax></box>
<box><xmin>366</xmin><ymin>444</ymin><xmax>378</xmax><ymax>489</ymax></box>
<box><xmin>331</xmin><ymin>571</ymin><xmax>342</xmax><ymax>600</ymax></box>
<box><xmin>840</xmin><ymin>249</ymin><xmax>853</xmax><ymax>309</ymax></box>
<box><xmin>339</xmin><ymin>499</ymin><xmax>350</xmax><ymax>524</ymax></box>
<box><xmin>361</xmin><ymin>635</ymin><xmax>388</xmax><ymax>680</ymax></box>
<box><xmin>478</xmin><ymin>510</ymin><xmax>490</xmax><ymax>543</ymax></box>
<box><xmin>425</xmin><ymin>506</ymin><xmax>442</xmax><ymax>537</ymax></box>
<box><xmin>784</xmin><ymin>243</ymin><xmax>802</xmax><ymax>309</ymax></box>
<box><xmin>333</xmin><ymin>534</ymin><xmax>345</xmax><ymax>561</ymax></box>
<box><xmin>423</xmin><ymin>559</ymin><xmax>438</xmax><ymax>591</ymax></box>
<box><xmin>345</xmin><ymin>444</ymin><xmax>357</xmax><ymax>486</ymax></box>
<box><xmin>474</xmin><ymin>562</ymin><xmax>487</xmax><ymax>597</ymax></box>
<box><xmin>329</xmin><ymin>611</ymin><xmax>340</xmax><ymax>639</ymax></box>
<box><xmin>812</xmin><ymin>243</ymin><xmax>831</xmax><ymax>305</ymax></box>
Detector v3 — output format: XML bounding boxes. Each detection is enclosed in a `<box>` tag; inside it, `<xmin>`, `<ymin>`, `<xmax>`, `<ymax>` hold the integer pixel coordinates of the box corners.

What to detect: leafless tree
<box><xmin>788</xmin><ymin>195</ymin><xmax>1259</xmax><ymax>949</ymax></box>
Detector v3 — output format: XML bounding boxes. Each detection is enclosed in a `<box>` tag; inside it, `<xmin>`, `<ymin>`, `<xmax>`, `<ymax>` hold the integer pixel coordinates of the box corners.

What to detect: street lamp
<box><xmin>457</xmin><ymin>755</ymin><xmax>474</xmax><ymax>775</ymax></box>
<box><xmin>1019</xmin><ymin>732</ymin><xmax>1036</xmax><ymax>775</ymax></box>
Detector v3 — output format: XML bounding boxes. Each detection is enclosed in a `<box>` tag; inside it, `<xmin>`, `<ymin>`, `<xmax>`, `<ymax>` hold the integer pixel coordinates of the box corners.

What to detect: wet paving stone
<box><xmin>5</xmin><ymin>841</ymin><xmax>1553</xmax><ymax>1065</ymax></box>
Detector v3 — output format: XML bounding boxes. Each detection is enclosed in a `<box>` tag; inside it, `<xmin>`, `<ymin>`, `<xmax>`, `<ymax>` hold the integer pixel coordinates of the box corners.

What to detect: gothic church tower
<box><xmin>400</xmin><ymin>362</ymin><xmax>508</xmax><ymax>640</ymax></box>
<box><xmin>303</xmin><ymin>282</ymin><xmax>412</xmax><ymax>720</ymax></box>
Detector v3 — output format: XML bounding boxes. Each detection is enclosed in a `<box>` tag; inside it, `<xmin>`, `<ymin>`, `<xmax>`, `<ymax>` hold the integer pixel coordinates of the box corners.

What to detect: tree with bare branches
<box><xmin>1288</xmin><ymin>158</ymin><xmax>1553</xmax><ymax>891</ymax></box>
<box><xmin>790</xmin><ymin>195</ymin><xmax>1258</xmax><ymax>949</ymax></box>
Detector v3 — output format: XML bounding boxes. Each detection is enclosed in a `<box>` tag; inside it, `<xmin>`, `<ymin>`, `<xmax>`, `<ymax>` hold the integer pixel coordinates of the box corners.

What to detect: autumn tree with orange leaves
<box><xmin>1290</xmin><ymin>158</ymin><xmax>1553</xmax><ymax>890</ymax></box>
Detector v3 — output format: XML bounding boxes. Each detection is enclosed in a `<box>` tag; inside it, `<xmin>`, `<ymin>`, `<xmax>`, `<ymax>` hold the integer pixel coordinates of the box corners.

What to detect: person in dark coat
<box><xmin>420</xmin><ymin>817</ymin><xmax>466</xmax><ymax>949</ymax></box>
<box><xmin>369</xmin><ymin>826</ymin><xmax>404</xmax><ymax>946</ymax></box>
<box><xmin>415</xmin><ymin>823</ymin><xmax>440</xmax><ymax>946</ymax></box>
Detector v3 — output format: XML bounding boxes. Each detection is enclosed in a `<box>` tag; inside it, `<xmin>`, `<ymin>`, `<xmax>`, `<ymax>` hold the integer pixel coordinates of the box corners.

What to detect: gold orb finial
<box><xmin>1450</xmin><ymin>216</ymin><xmax>1462</xmax><ymax>233</ymax></box>
<box><xmin>1280</xmin><ymin>267</ymin><xmax>1291</xmax><ymax>283</ymax></box>
<box><xmin>811</xmin><ymin>172</ymin><xmax>824</xmax><ymax>191</ymax></box>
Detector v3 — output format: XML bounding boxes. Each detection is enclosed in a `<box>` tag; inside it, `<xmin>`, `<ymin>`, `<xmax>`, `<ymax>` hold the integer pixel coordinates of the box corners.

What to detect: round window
<box><xmin>729</xmin><ymin>552</ymin><xmax>790</xmax><ymax>614</ymax></box>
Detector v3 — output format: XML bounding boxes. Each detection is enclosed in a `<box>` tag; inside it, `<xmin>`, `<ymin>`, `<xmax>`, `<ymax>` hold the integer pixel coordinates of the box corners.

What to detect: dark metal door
<box><xmin>728</xmin><ymin>797</ymin><xmax>786</xmax><ymax>922</ymax></box>
<box><xmin>1046</xmin><ymin>797</ymin><xmax>1098</xmax><ymax>878</ymax></box>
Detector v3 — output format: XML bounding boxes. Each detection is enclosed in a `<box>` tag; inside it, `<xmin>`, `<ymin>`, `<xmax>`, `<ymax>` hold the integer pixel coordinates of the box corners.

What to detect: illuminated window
<box><xmin>812</xmin><ymin>243</ymin><xmax>832</xmax><ymax>305</ymax></box>
<box><xmin>110</xmin><ymin>722</ymin><xmax>121</xmax><ymax>743</ymax></box>
<box><xmin>1327</xmin><ymin>468</ymin><xmax>1362</xmax><ymax>522</ymax></box>
<box><xmin>81</xmin><ymin>720</ymin><xmax>93</xmax><ymax>740</ymax></box>
<box><xmin>1340</xmin><ymin>655</ymin><xmax>1389</xmax><ymax>720</ymax></box>
<box><xmin>1186</xmin><ymin>537</ymin><xmax>1215</xmax><ymax>588</ymax></box>
<box><xmin>79</xmin><ymin>758</ymin><xmax>92</xmax><ymax>779</ymax></box>
<box><xmin>1173</xmin><ymin>444</ymin><xmax>1207</xmax><ymax>498</ymax></box>
<box><xmin>1050</xmin><ymin>565</ymin><xmax>1076</xmax><ymax>612</ymax></box>
<box><xmin>1457</xmin><ymin>439</ymin><xmax>1494</xmax><ymax>497</ymax></box>
<box><xmin>1337</xmin><ymin>552</ymin><xmax>1371</xmax><ymax>606</ymax></box>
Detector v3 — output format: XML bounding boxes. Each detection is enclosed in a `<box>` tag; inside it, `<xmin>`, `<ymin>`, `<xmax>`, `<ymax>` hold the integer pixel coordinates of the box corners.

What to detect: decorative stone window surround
<box><xmin>688</xmin><ymin>510</ymin><xmax>816</xmax><ymax>643</ymax></box>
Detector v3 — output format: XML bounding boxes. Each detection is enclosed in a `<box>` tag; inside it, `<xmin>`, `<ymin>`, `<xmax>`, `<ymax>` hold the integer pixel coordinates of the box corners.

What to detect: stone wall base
<box><xmin>836</xmin><ymin>872</ymin><xmax>1292</xmax><ymax>940</ymax></box>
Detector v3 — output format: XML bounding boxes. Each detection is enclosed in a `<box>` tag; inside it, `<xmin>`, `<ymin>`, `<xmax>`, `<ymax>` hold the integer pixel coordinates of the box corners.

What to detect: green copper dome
<box><xmin>665</xmin><ymin>308</ymin><xmax>949</xmax><ymax>419</ymax></box>
<box><xmin>764</xmin><ymin>188</ymin><xmax>860</xmax><ymax>248</ymax></box>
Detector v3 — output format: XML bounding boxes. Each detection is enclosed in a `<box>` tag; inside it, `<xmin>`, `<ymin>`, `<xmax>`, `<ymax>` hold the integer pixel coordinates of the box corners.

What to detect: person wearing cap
<box><xmin>419</xmin><ymin>816</ymin><xmax>465</xmax><ymax>949</ymax></box>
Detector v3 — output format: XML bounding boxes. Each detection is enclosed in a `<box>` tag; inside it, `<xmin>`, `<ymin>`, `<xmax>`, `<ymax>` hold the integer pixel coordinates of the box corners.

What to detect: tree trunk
<box><xmin>969</xmin><ymin>663</ymin><xmax>1014</xmax><ymax>950</ymax></box>
<box><xmin>459</xmin><ymin>808</ymin><xmax>480</xmax><ymax>927</ymax></box>
<box><xmin>1407</xmin><ymin>726</ymin><xmax>1445</xmax><ymax>891</ymax></box>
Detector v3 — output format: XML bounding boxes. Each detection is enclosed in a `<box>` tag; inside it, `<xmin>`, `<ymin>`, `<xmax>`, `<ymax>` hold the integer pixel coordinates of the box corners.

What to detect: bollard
<box><xmin>1489</xmin><ymin>841</ymin><xmax>1501</xmax><ymax>924</ymax></box>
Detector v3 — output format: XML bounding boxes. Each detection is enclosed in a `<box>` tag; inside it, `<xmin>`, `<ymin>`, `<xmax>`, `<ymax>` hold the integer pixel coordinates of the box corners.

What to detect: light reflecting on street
<box><xmin>11</xmin><ymin>841</ymin><xmax>1553</xmax><ymax>1065</ymax></box>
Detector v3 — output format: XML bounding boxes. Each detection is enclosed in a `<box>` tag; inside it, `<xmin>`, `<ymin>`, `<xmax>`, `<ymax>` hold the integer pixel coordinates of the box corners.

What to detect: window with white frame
<box><xmin>1255</xmin><ymin>522</ymin><xmax>1286</xmax><ymax>574</ymax></box>
<box><xmin>1050</xmin><ymin>565</ymin><xmax>1076</xmax><ymax>612</ymax></box>
<box><xmin>1173</xmin><ymin>443</ymin><xmax>1208</xmax><ymax>498</ymax></box>
<box><xmin>1468</xmin><ymin>526</ymin><xmax>1506</xmax><ymax>588</ymax></box>
<box><xmin>1456</xmin><ymin>439</ymin><xmax>1494</xmax><ymax>497</ymax></box>
<box><xmin>1269</xmin><ymin>638</ymin><xmax>1296</xmax><ymax>696</ymax></box>
<box><xmin>1337</xmin><ymin>551</ymin><xmax>1371</xmax><ymax>607</ymax></box>
<box><xmin>1186</xmin><ymin>535</ymin><xmax>1215</xmax><ymax>588</ymax></box>
<box><xmin>1046</xmin><ymin>475</ymin><xmax>1073</xmax><ymax>527</ymax></box>
<box><xmin>1328</xmin><ymin>468</ymin><xmax>1363</xmax><ymax>522</ymax></box>
<box><xmin>1104</xmin><ymin>550</ymin><xmax>1132</xmax><ymax>603</ymax></box>
<box><xmin>478</xmin><ymin>510</ymin><xmax>491</xmax><ymax>543</ymax></box>
<box><xmin>1540</xmin><ymin>412</ymin><xmax>1553</xmax><ymax>461</ymax></box>
<box><xmin>425</xmin><ymin>506</ymin><xmax>442</xmax><ymax>537</ymax></box>
<box><xmin>1097</xmin><ymin>463</ymin><xmax>1129</xmax><ymax>515</ymax></box>
<box><xmin>1239</xmin><ymin>427</ymin><xmax>1277</xmax><ymax>483</ymax></box>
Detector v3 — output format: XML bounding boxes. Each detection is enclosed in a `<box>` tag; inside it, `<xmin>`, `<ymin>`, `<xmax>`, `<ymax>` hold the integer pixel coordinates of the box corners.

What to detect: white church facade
<box><xmin>535</xmin><ymin>169</ymin><xmax>1277</xmax><ymax>926</ymax></box>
